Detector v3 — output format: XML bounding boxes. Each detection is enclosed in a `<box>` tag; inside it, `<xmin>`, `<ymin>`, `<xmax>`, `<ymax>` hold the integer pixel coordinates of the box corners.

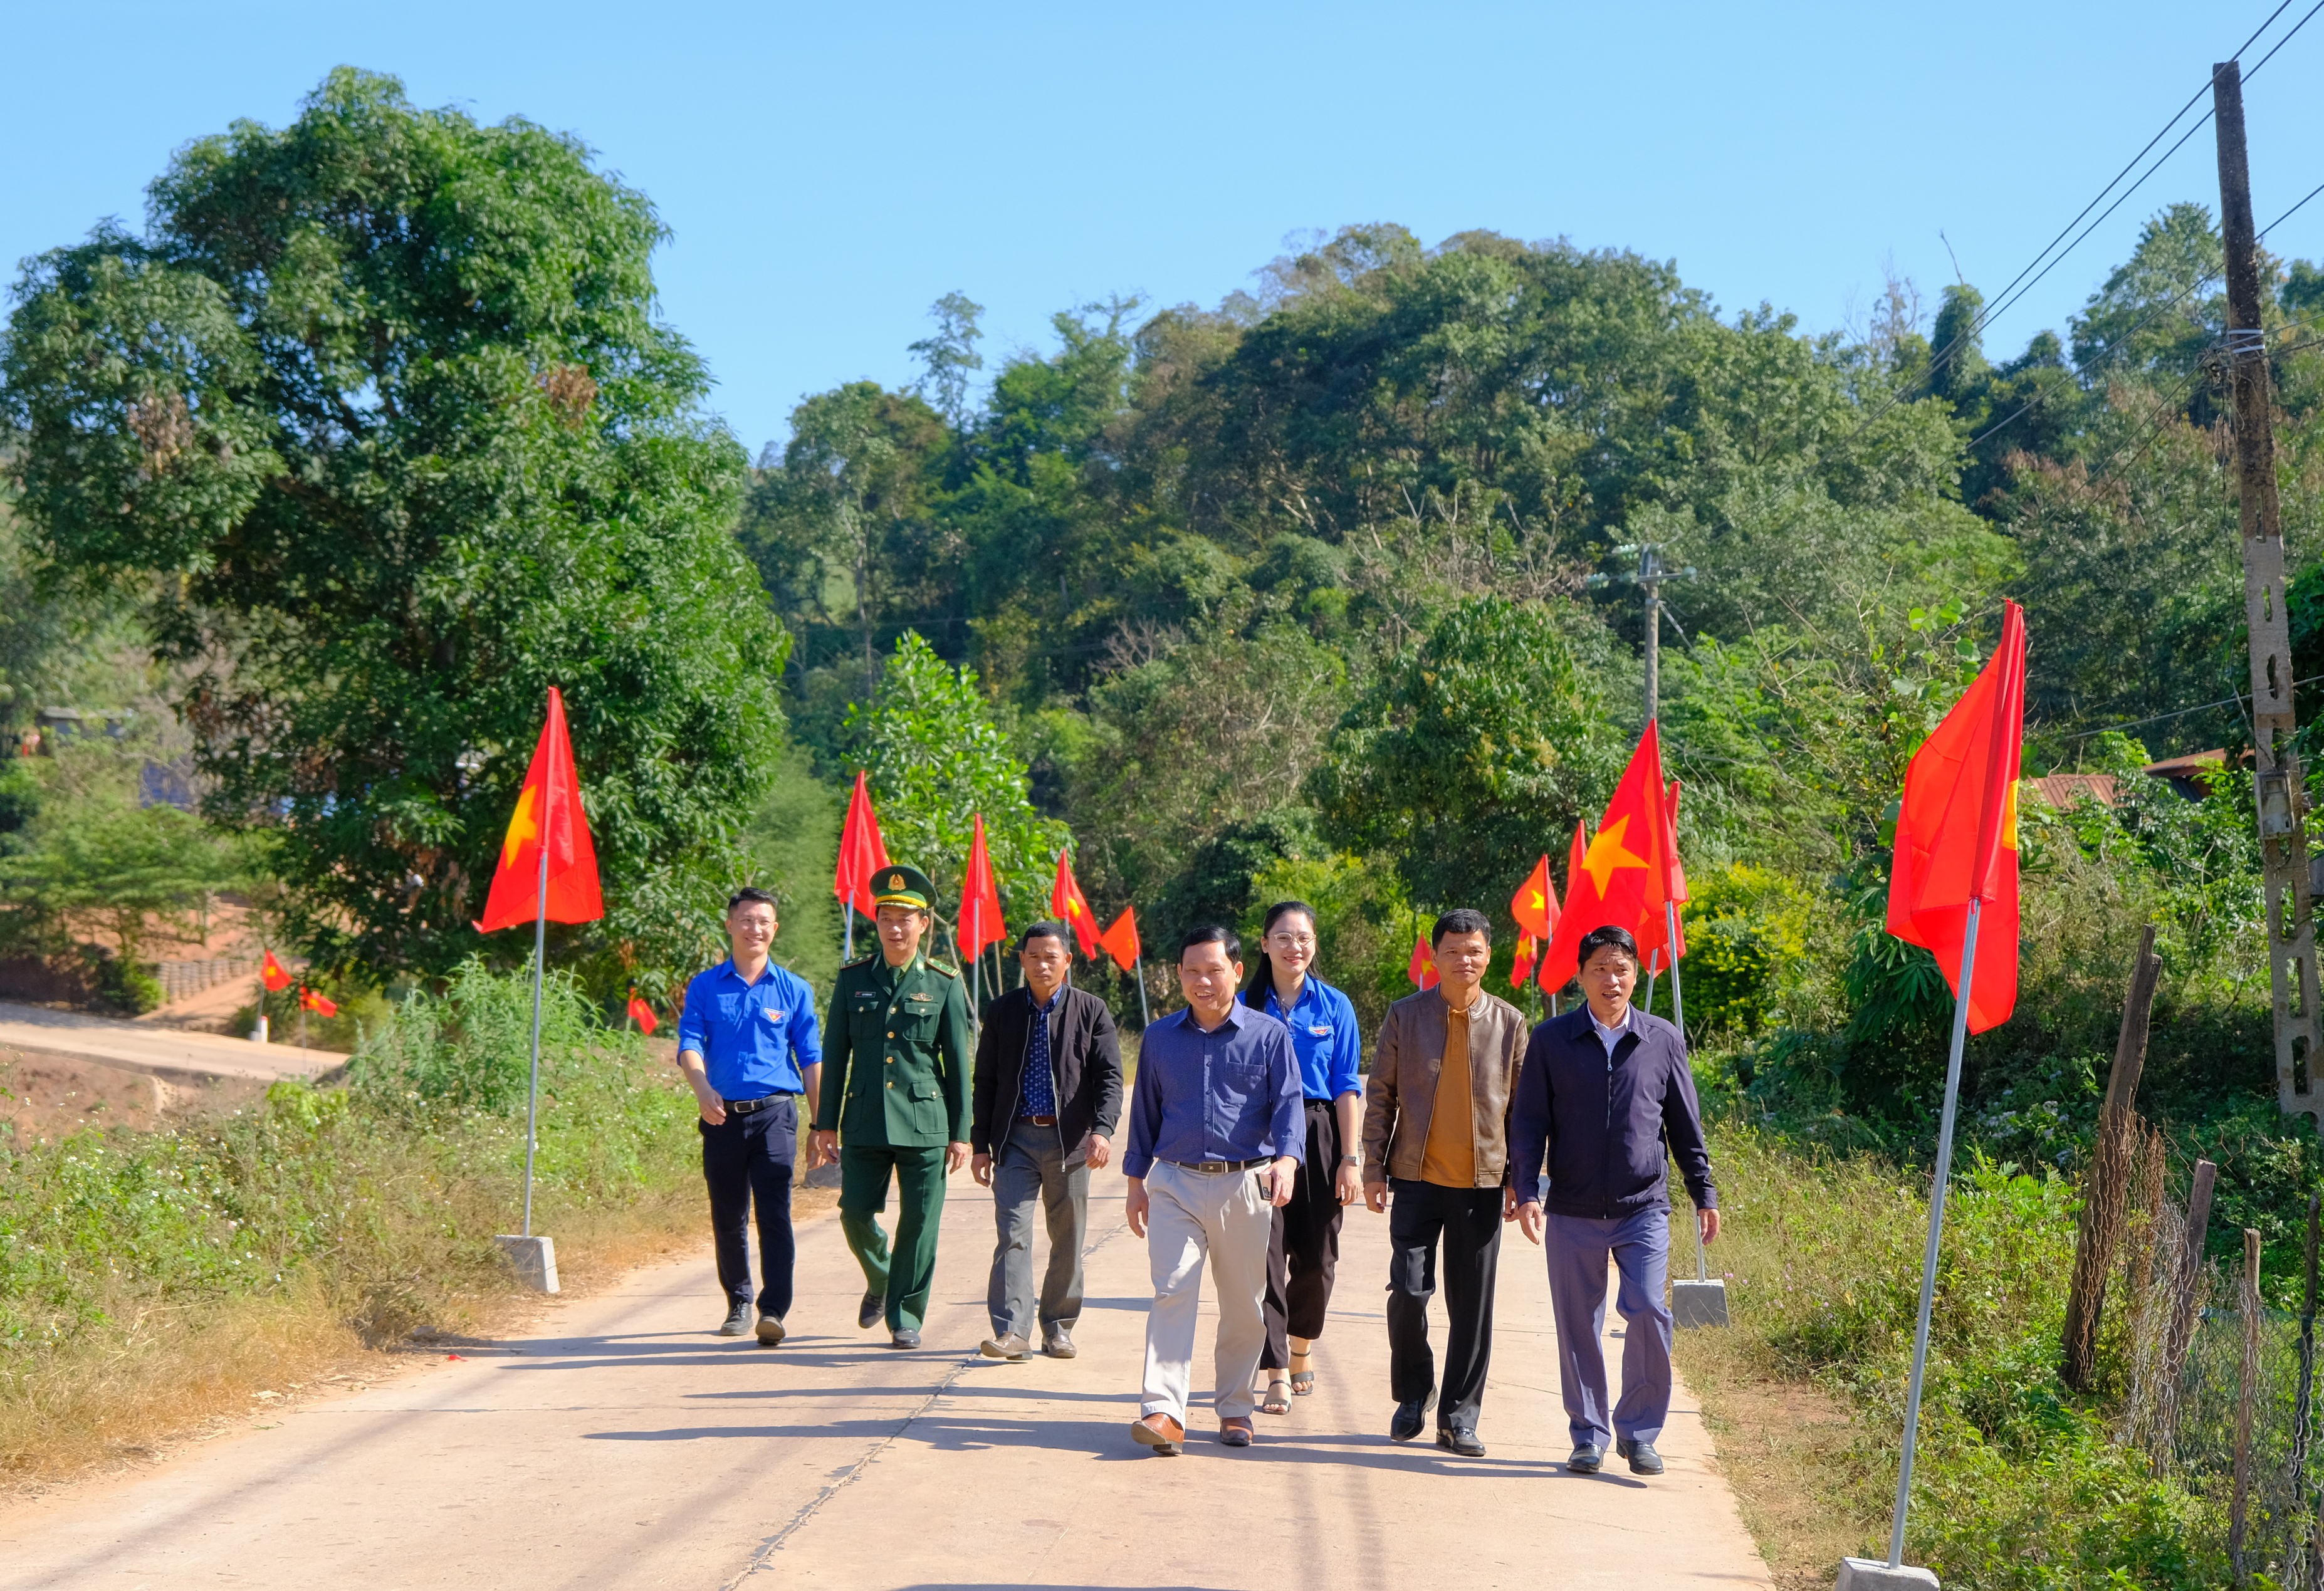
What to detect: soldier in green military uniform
<box><xmin>810</xmin><ymin>865</ymin><xmax>973</xmax><ymax>1348</ymax></box>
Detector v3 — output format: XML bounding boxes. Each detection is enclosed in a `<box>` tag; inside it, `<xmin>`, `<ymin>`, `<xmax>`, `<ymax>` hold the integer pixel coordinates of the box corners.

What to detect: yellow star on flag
<box><xmin>1579</xmin><ymin>815</ymin><xmax>1650</xmax><ymax>897</ymax></box>
<box><xmin>1067</xmin><ymin>897</ymin><xmax>1083</xmax><ymax>917</ymax></box>
<box><xmin>501</xmin><ymin>783</ymin><xmax>540</xmax><ymax>870</ymax></box>
<box><xmin>1526</xmin><ymin>889</ymin><xmax>1545</xmax><ymax>912</ymax></box>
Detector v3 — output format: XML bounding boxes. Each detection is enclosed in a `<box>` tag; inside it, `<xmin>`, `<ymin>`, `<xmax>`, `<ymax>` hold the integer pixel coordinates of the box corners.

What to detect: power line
<box><xmin>2055</xmin><ymin>675</ymin><xmax>2324</xmax><ymax>741</ymax></box>
<box><xmin>1962</xmin><ymin>177</ymin><xmax>2324</xmax><ymax>451</ymax></box>
<box><xmin>1865</xmin><ymin>0</ymin><xmax>2321</xmax><ymax>429</ymax></box>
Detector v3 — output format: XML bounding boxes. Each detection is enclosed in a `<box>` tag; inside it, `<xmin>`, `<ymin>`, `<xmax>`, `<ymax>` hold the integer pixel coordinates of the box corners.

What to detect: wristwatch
<box><xmin>1339</xmin><ymin>1154</ymin><xmax>1359</xmax><ymax>1165</ymax></box>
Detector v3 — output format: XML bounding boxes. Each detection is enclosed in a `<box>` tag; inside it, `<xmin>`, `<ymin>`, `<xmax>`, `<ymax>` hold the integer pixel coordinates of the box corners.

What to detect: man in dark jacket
<box><xmin>1510</xmin><ymin>923</ymin><xmax>1719</xmax><ymax>1479</ymax></box>
<box><xmin>970</xmin><ymin>923</ymin><xmax>1123</xmax><ymax>1362</ymax></box>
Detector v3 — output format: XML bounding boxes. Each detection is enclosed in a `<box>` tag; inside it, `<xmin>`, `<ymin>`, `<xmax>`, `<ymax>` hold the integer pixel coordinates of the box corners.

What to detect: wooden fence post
<box><xmin>2231</xmin><ymin>1228</ymin><xmax>2264</xmax><ymax>1585</ymax></box>
<box><xmin>2160</xmin><ymin>1159</ymin><xmax>2221</xmax><ymax>1404</ymax></box>
<box><xmin>2063</xmin><ymin>924</ymin><xmax>2163</xmax><ymax>1390</ymax></box>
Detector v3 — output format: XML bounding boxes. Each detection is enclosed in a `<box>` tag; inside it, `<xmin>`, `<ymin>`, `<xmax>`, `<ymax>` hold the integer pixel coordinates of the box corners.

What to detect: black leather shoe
<box><xmin>1390</xmin><ymin>1390</ymin><xmax>1436</xmax><ymax>1442</ymax></box>
<box><xmin>888</xmin><ymin>1327</ymin><xmax>921</xmax><ymax>1349</ymax></box>
<box><xmin>716</xmin><ymin>1301</ymin><xmax>751</xmax><ymax>1337</ymax></box>
<box><xmin>857</xmin><ymin>1291</ymin><xmax>886</xmax><ymax>1330</ymax></box>
<box><xmin>753</xmin><ymin>1315</ymin><xmax>786</xmax><ymax>1347</ymax></box>
<box><xmin>1436</xmin><ymin>1425</ymin><xmax>1487</xmax><ymax>1458</ymax></box>
<box><xmin>1567</xmin><ymin>1443</ymin><xmax>1604</xmax><ymax>1473</ymax></box>
<box><xmin>1617</xmin><ymin>1437</ymin><xmax>1665</xmax><ymax>1475</ymax></box>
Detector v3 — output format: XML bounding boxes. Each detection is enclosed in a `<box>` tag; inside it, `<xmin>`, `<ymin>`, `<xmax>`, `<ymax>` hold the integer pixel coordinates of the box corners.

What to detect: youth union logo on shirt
<box><xmin>1311</xmin><ymin>1025</ymin><xmax>1332</xmax><ymax>1036</ymax></box>
<box><xmin>762</xmin><ymin>1007</ymin><xmax>787</xmax><ymax>1023</ymax></box>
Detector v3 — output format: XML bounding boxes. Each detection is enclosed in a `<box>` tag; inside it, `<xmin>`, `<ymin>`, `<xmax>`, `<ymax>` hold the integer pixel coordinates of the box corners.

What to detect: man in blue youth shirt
<box><xmin>676</xmin><ymin>887</ymin><xmax>823</xmax><ymax>1346</ymax></box>
<box><xmin>1123</xmin><ymin>925</ymin><xmax>1302</xmax><ymax>1455</ymax></box>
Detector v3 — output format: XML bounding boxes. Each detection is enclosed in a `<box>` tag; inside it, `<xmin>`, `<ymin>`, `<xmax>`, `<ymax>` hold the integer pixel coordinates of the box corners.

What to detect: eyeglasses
<box><xmin>1266</xmin><ymin>933</ymin><xmax>1317</xmax><ymax>949</ymax></box>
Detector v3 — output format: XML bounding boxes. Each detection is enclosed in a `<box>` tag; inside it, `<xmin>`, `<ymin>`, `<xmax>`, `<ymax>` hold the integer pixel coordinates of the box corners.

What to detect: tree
<box><xmin>1308</xmin><ymin>595</ymin><xmax>1623</xmax><ymax>915</ymax></box>
<box><xmin>909</xmin><ymin>291</ymin><xmax>985</xmax><ymax>433</ymax></box>
<box><xmin>0</xmin><ymin>69</ymin><xmax>786</xmax><ymax>994</ymax></box>
<box><xmin>842</xmin><ymin>632</ymin><xmax>1064</xmax><ymax>937</ymax></box>
<box><xmin>1</xmin><ymin>789</ymin><xmax>238</xmax><ymax>964</ymax></box>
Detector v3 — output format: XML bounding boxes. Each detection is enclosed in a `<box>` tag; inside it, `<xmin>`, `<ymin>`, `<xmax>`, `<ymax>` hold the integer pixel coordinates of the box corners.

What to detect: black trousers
<box><xmin>1385</xmin><ymin>1177</ymin><xmax>1504</xmax><ymax>1431</ymax></box>
<box><xmin>700</xmin><ymin>1097</ymin><xmax>798</xmax><ymax>1319</ymax></box>
<box><xmin>1261</xmin><ymin>1097</ymin><xmax>1346</xmax><ymax>1370</ymax></box>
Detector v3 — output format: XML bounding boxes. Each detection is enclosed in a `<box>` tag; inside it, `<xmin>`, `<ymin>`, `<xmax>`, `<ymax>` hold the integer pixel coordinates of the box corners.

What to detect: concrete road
<box><xmin>0</xmin><ymin>1162</ymin><xmax>1772</xmax><ymax>1591</ymax></box>
<box><xmin>0</xmin><ymin>999</ymin><xmax>335</xmax><ymax>1085</ymax></box>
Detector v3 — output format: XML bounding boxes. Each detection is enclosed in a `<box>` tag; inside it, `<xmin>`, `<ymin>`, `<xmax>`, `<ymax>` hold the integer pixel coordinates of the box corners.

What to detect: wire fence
<box><xmin>2111</xmin><ymin>1125</ymin><xmax>2324</xmax><ymax>1586</ymax></box>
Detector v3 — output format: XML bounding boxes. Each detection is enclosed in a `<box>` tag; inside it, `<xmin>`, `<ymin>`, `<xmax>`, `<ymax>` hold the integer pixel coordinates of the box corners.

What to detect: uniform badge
<box><xmin>1311</xmin><ymin>1025</ymin><xmax>1333</xmax><ymax>1036</ymax></box>
<box><xmin>763</xmin><ymin>1008</ymin><xmax>786</xmax><ymax>1023</ymax></box>
<box><xmin>886</xmin><ymin>872</ymin><xmax>904</xmax><ymax>890</ymax></box>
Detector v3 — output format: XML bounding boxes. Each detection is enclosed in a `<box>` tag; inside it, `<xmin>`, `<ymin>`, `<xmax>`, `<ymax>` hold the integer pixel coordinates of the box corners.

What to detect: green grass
<box><xmin>1686</xmin><ymin>1127</ymin><xmax>2219</xmax><ymax>1590</ymax></box>
<box><xmin>0</xmin><ymin>957</ymin><xmax>705</xmax><ymax>1478</ymax></box>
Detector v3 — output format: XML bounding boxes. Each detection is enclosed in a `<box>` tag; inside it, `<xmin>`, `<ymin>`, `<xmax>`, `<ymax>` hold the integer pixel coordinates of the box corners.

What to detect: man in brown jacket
<box><xmin>1361</xmin><ymin>907</ymin><xmax>1528</xmax><ymax>1457</ymax></box>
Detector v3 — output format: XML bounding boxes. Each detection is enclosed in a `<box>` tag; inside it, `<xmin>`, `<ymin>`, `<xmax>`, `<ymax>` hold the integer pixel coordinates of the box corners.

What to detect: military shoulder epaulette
<box><xmin>925</xmin><ymin>959</ymin><xmax>960</xmax><ymax>979</ymax></box>
<box><xmin>844</xmin><ymin>954</ymin><xmax>877</xmax><ymax>969</ymax></box>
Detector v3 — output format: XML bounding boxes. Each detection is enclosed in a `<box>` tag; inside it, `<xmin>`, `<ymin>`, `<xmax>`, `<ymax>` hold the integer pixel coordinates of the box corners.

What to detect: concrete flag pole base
<box><xmin>1836</xmin><ymin>1558</ymin><xmax>1938</xmax><ymax>1589</ymax></box>
<box><xmin>493</xmin><ymin>1234</ymin><xmax>560</xmax><ymax>1293</ymax></box>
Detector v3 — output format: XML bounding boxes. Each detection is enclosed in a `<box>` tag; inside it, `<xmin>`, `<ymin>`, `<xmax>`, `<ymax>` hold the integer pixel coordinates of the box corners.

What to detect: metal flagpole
<box><xmin>521</xmin><ymin>832</ymin><xmax>550</xmax><ymax>1238</ymax></box>
<box><xmin>1887</xmin><ymin>896</ymin><xmax>1981</xmax><ymax>1568</ymax></box>
<box><xmin>1667</xmin><ymin>897</ymin><xmax>1707</xmax><ymax>1285</ymax></box>
<box><xmin>1133</xmin><ymin>952</ymin><xmax>1151</xmax><ymax>1030</ymax></box>
<box><xmin>844</xmin><ymin>907</ymin><xmax>853</xmax><ymax>962</ymax></box>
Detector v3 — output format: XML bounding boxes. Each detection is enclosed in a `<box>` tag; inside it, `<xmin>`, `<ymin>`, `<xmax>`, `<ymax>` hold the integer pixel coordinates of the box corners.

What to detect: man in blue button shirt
<box><xmin>675</xmin><ymin>887</ymin><xmax>824</xmax><ymax>1346</ymax></box>
<box><xmin>1123</xmin><ymin>924</ymin><xmax>1302</xmax><ymax>1455</ymax></box>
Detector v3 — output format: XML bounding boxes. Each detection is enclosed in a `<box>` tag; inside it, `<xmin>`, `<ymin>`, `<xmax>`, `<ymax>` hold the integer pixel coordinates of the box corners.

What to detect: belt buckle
<box><xmin>1201</xmin><ymin>1159</ymin><xmax>1227</xmax><ymax>1174</ymax></box>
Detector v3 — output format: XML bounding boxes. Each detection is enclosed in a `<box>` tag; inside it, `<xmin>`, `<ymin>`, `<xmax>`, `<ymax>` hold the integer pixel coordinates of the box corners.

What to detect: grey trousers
<box><xmin>1542</xmin><ymin>1206</ymin><xmax>1675</xmax><ymax>1447</ymax></box>
<box><xmin>985</xmin><ymin>1117</ymin><xmax>1089</xmax><ymax>1339</ymax></box>
<box><xmin>1140</xmin><ymin>1159</ymin><xmax>1272</xmax><ymax>1424</ymax></box>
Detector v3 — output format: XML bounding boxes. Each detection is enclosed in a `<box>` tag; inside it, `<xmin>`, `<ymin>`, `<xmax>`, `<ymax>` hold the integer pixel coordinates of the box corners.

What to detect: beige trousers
<box><xmin>1139</xmin><ymin>1159</ymin><xmax>1273</xmax><ymax>1423</ymax></box>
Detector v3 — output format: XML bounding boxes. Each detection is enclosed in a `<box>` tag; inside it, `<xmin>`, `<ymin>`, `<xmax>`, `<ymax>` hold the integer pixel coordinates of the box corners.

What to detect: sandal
<box><xmin>1260</xmin><ymin>1375</ymin><xmax>1292</xmax><ymax>1415</ymax></box>
<box><xmin>1290</xmin><ymin>1369</ymin><xmax>1316</xmax><ymax>1396</ymax></box>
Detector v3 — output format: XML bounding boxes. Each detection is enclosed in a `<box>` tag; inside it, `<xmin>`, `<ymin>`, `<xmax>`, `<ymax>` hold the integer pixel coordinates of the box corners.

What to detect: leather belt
<box><xmin>1168</xmin><ymin>1156</ymin><xmax>1270</xmax><ymax>1174</ymax></box>
<box><xmin>1020</xmin><ymin>1114</ymin><xmax>1059</xmax><ymax>1126</ymax></box>
<box><xmin>724</xmin><ymin>1093</ymin><xmax>798</xmax><ymax>1114</ymax></box>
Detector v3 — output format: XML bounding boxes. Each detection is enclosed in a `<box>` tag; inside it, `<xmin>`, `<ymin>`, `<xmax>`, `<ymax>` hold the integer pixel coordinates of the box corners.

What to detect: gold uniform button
<box><xmin>886</xmin><ymin>1080</ymin><xmax>894</xmax><ymax>1088</ymax></box>
<box><xmin>886</xmin><ymin>1030</ymin><xmax>895</xmax><ymax>1038</ymax></box>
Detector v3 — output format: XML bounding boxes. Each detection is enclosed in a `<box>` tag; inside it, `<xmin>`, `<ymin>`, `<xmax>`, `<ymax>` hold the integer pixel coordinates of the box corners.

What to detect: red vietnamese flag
<box><xmin>626</xmin><ymin>988</ymin><xmax>659</xmax><ymax>1036</ymax></box>
<box><xmin>956</xmin><ymin>814</ymin><xmax>1008</xmax><ymax>962</ymax></box>
<box><xmin>299</xmin><ymin>986</ymin><xmax>338</xmax><ymax>1018</ymax></box>
<box><xmin>1887</xmin><ymin>602</ymin><xmax>2026</xmax><ymax>1033</ymax></box>
<box><xmin>833</xmin><ymin>771</ymin><xmax>891</xmax><ymax>921</ymax></box>
<box><xmin>1050</xmin><ymin>848</ymin><xmax>1099</xmax><ymax>959</ymax></box>
<box><xmin>261</xmin><ymin>950</ymin><xmax>292</xmax><ymax>993</ymax></box>
<box><xmin>1096</xmin><ymin>906</ymin><xmax>1142</xmax><ymax>974</ymax></box>
<box><xmin>1510</xmin><ymin>931</ymin><xmax>1538</xmax><ymax>990</ymax></box>
<box><xmin>1407</xmin><ymin>934</ymin><xmax>1440</xmax><ymax>990</ymax></box>
<box><xmin>1536</xmin><ymin>724</ymin><xmax>1673</xmax><ymax>994</ymax></box>
<box><xmin>1642</xmin><ymin>777</ymin><xmax>1691</xmax><ymax>970</ymax></box>
<box><xmin>1510</xmin><ymin>855</ymin><xmax>1557</xmax><ymax>939</ymax></box>
<box><xmin>1541</xmin><ymin>821</ymin><xmax>1589</xmax><ymax>993</ymax></box>
<box><xmin>476</xmin><ymin>687</ymin><xmax>604</xmax><ymax>932</ymax></box>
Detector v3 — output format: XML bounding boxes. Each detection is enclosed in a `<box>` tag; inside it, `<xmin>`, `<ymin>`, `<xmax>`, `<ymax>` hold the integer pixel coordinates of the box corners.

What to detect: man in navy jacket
<box><xmin>1510</xmin><ymin>923</ymin><xmax>1719</xmax><ymax>1478</ymax></box>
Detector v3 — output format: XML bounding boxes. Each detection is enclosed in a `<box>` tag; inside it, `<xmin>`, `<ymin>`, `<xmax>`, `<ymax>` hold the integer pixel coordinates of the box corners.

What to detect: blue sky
<box><xmin>6</xmin><ymin>1</ymin><xmax>2321</xmax><ymax>454</ymax></box>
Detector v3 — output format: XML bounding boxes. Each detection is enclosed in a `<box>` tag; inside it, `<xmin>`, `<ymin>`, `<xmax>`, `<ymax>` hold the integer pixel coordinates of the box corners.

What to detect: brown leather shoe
<box><xmin>1130</xmin><ymin>1412</ymin><xmax>1184</xmax><ymax>1455</ymax></box>
<box><xmin>1219</xmin><ymin>1416</ymin><xmax>1255</xmax><ymax>1448</ymax></box>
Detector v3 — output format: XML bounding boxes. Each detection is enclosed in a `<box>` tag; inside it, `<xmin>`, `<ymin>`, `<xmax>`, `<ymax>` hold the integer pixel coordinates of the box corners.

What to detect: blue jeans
<box><xmin>1542</xmin><ymin>1206</ymin><xmax>1674</xmax><ymax>1447</ymax></box>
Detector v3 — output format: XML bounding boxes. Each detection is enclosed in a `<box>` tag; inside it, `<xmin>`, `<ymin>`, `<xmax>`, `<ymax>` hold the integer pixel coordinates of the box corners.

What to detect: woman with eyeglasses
<box><xmin>1242</xmin><ymin>900</ymin><xmax>1364</xmax><ymax>1414</ymax></box>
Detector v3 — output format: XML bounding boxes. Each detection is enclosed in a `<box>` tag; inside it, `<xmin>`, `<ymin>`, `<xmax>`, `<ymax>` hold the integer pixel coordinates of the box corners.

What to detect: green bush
<box><xmin>1707</xmin><ymin>1129</ymin><xmax>2224</xmax><ymax>1588</ymax></box>
<box><xmin>0</xmin><ymin>962</ymin><xmax>695</xmax><ymax>1353</ymax></box>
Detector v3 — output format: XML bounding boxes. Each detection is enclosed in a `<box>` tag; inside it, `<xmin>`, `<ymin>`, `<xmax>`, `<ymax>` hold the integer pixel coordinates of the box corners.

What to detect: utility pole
<box><xmin>1586</xmin><ymin>542</ymin><xmax>1695</xmax><ymax>721</ymax></box>
<box><xmin>2215</xmin><ymin>60</ymin><xmax>2322</xmax><ymax>1127</ymax></box>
